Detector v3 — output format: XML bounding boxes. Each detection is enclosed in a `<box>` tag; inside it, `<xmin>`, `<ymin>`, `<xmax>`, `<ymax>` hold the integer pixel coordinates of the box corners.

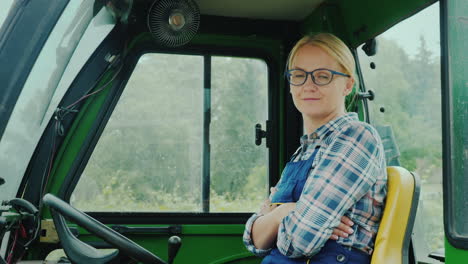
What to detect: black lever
<box><xmin>255</xmin><ymin>121</ymin><xmax>271</xmax><ymax>147</ymax></box>
<box><xmin>362</xmin><ymin>38</ymin><xmax>377</xmax><ymax>56</ymax></box>
<box><xmin>255</xmin><ymin>124</ymin><xmax>266</xmax><ymax>146</ymax></box>
<box><xmin>357</xmin><ymin>89</ymin><xmax>375</xmax><ymax>101</ymax></box>
<box><xmin>168</xmin><ymin>236</ymin><xmax>182</xmax><ymax>264</ymax></box>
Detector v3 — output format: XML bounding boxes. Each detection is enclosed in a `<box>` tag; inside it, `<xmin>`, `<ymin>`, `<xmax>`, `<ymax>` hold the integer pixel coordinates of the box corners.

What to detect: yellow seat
<box><xmin>371</xmin><ymin>166</ymin><xmax>420</xmax><ymax>264</ymax></box>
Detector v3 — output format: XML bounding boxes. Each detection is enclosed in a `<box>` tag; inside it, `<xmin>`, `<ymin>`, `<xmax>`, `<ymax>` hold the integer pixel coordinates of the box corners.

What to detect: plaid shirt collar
<box><xmin>300</xmin><ymin>112</ymin><xmax>359</xmax><ymax>145</ymax></box>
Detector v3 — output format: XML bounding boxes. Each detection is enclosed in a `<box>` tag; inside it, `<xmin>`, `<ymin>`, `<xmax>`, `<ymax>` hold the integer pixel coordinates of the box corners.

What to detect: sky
<box><xmin>380</xmin><ymin>2</ymin><xmax>440</xmax><ymax>57</ymax></box>
<box><xmin>0</xmin><ymin>1</ymin><xmax>440</xmax><ymax>57</ymax></box>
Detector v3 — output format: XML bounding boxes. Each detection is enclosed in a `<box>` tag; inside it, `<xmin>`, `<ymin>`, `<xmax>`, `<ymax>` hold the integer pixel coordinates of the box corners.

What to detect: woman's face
<box><xmin>290</xmin><ymin>44</ymin><xmax>354</xmax><ymax>122</ymax></box>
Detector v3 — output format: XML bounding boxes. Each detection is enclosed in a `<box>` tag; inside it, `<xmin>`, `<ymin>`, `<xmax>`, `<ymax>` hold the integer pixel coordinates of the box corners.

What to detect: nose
<box><xmin>302</xmin><ymin>73</ymin><xmax>318</xmax><ymax>91</ymax></box>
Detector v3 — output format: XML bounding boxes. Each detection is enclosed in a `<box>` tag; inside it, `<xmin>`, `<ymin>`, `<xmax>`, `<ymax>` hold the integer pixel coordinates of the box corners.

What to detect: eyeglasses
<box><xmin>285</xmin><ymin>68</ymin><xmax>350</xmax><ymax>86</ymax></box>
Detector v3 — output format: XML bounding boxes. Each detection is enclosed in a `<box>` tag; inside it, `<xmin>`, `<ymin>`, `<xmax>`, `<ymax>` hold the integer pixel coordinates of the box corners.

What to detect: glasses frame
<box><xmin>285</xmin><ymin>68</ymin><xmax>350</xmax><ymax>86</ymax></box>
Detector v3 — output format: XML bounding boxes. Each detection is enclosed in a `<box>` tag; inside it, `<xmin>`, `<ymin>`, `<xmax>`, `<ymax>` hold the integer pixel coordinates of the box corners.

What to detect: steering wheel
<box><xmin>43</xmin><ymin>193</ymin><xmax>167</xmax><ymax>264</ymax></box>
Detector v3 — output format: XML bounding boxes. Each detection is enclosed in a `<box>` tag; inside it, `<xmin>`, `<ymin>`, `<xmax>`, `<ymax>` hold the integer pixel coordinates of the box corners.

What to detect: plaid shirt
<box><xmin>243</xmin><ymin>113</ymin><xmax>387</xmax><ymax>258</ymax></box>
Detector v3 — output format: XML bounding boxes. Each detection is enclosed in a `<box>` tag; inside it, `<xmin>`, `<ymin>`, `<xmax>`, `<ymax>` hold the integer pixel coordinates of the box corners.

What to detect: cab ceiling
<box><xmin>195</xmin><ymin>0</ymin><xmax>325</xmax><ymax>21</ymax></box>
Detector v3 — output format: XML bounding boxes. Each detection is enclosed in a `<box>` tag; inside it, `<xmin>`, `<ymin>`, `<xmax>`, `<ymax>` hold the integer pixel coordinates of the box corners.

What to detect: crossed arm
<box><xmin>251</xmin><ymin>188</ymin><xmax>355</xmax><ymax>250</ymax></box>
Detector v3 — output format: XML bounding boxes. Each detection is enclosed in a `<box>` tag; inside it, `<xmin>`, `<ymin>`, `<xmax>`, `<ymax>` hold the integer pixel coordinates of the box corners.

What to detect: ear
<box><xmin>343</xmin><ymin>78</ymin><xmax>355</xmax><ymax>96</ymax></box>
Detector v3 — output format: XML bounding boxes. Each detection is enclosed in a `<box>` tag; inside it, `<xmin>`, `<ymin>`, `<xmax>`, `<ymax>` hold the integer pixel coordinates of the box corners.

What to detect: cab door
<box><xmin>440</xmin><ymin>0</ymin><xmax>468</xmax><ymax>262</ymax></box>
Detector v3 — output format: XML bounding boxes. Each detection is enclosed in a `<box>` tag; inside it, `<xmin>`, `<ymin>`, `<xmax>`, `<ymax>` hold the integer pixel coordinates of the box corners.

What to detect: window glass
<box><xmin>357</xmin><ymin>2</ymin><xmax>443</xmax><ymax>254</ymax></box>
<box><xmin>211</xmin><ymin>57</ymin><xmax>268</xmax><ymax>212</ymax></box>
<box><xmin>72</xmin><ymin>54</ymin><xmax>204</xmax><ymax>212</ymax></box>
<box><xmin>71</xmin><ymin>54</ymin><xmax>269</xmax><ymax>213</ymax></box>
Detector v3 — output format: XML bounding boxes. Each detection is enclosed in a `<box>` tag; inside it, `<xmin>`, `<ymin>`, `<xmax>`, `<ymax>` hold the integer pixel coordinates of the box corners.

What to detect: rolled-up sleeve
<box><xmin>243</xmin><ymin>213</ymin><xmax>272</xmax><ymax>257</ymax></box>
<box><xmin>277</xmin><ymin>122</ymin><xmax>384</xmax><ymax>258</ymax></box>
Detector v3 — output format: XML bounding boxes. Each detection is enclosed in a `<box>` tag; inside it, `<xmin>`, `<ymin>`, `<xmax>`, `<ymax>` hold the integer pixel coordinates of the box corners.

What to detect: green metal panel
<box><xmin>300</xmin><ymin>4</ymin><xmax>348</xmax><ymax>42</ymax></box>
<box><xmin>446</xmin><ymin>239</ymin><xmax>468</xmax><ymax>263</ymax></box>
<box><xmin>70</xmin><ymin>224</ymin><xmax>259</xmax><ymax>264</ymax></box>
<box><xmin>442</xmin><ymin>0</ymin><xmax>468</xmax><ymax>260</ymax></box>
<box><xmin>302</xmin><ymin>0</ymin><xmax>436</xmax><ymax>47</ymax></box>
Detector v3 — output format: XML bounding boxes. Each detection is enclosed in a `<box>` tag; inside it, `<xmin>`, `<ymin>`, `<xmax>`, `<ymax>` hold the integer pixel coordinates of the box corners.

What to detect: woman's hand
<box><xmin>257</xmin><ymin>199</ymin><xmax>275</xmax><ymax>215</ymax></box>
<box><xmin>256</xmin><ymin>187</ymin><xmax>279</xmax><ymax>215</ymax></box>
<box><xmin>330</xmin><ymin>215</ymin><xmax>354</xmax><ymax>240</ymax></box>
<box><xmin>269</xmin><ymin>187</ymin><xmax>278</xmax><ymax>199</ymax></box>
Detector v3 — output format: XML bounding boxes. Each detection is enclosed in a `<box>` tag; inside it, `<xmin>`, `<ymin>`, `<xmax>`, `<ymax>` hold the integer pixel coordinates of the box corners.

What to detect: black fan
<box><xmin>147</xmin><ymin>0</ymin><xmax>200</xmax><ymax>47</ymax></box>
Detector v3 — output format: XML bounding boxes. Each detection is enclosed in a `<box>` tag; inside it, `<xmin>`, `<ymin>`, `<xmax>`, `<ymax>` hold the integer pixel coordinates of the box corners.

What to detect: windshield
<box><xmin>0</xmin><ymin>0</ymin><xmax>115</xmax><ymax>201</ymax></box>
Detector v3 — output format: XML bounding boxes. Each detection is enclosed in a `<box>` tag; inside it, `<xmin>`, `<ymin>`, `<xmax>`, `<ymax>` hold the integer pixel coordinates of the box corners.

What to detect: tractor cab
<box><xmin>0</xmin><ymin>0</ymin><xmax>467</xmax><ymax>263</ymax></box>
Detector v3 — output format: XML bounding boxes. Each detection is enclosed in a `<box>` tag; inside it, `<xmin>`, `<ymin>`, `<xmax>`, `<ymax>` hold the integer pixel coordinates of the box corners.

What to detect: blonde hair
<box><xmin>287</xmin><ymin>33</ymin><xmax>357</xmax><ymax>86</ymax></box>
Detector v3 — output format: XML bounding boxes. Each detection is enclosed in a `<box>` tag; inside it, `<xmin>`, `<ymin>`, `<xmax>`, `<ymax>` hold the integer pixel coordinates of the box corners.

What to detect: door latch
<box><xmin>255</xmin><ymin>121</ymin><xmax>271</xmax><ymax>147</ymax></box>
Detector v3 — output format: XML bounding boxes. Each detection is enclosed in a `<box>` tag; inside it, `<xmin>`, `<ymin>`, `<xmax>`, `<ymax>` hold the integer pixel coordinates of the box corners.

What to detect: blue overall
<box><xmin>262</xmin><ymin>147</ymin><xmax>371</xmax><ymax>264</ymax></box>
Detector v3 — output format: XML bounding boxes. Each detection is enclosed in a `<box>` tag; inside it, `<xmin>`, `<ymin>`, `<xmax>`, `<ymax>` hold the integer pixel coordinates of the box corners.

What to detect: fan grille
<box><xmin>147</xmin><ymin>0</ymin><xmax>200</xmax><ymax>47</ymax></box>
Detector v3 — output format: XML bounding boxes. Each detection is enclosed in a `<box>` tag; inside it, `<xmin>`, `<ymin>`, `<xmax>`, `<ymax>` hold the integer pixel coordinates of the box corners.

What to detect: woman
<box><xmin>243</xmin><ymin>33</ymin><xmax>387</xmax><ymax>264</ymax></box>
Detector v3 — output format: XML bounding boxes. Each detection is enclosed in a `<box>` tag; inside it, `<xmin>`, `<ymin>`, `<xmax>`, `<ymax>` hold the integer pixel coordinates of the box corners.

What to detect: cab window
<box><xmin>71</xmin><ymin>53</ymin><xmax>269</xmax><ymax>213</ymax></box>
<box><xmin>357</xmin><ymin>2</ymin><xmax>443</xmax><ymax>258</ymax></box>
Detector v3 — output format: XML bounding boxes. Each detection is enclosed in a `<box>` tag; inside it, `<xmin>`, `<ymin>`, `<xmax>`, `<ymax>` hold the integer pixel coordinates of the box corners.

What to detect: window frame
<box><xmin>58</xmin><ymin>43</ymin><xmax>280</xmax><ymax>224</ymax></box>
<box><xmin>351</xmin><ymin>48</ymin><xmax>372</xmax><ymax>124</ymax></box>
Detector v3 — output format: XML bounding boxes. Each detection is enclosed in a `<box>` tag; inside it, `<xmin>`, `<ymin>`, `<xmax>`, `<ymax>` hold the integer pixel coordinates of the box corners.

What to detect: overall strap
<box><xmin>289</xmin><ymin>146</ymin><xmax>303</xmax><ymax>162</ymax></box>
<box><xmin>290</xmin><ymin>145</ymin><xmax>320</xmax><ymax>163</ymax></box>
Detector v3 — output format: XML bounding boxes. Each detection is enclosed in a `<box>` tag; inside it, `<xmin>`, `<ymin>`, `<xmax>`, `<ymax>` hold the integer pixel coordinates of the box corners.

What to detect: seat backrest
<box><xmin>371</xmin><ymin>166</ymin><xmax>420</xmax><ymax>264</ymax></box>
<box><xmin>376</xmin><ymin>125</ymin><xmax>401</xmax><ymax>166</ymax></box>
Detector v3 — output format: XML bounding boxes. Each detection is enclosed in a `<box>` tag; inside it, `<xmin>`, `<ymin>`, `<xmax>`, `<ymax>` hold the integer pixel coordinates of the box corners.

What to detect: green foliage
<box><xmin>243</xmin><ymin>165</ymin><xmax>268</xmax><ymax>200</ymax></box>
<box><xmin>420</xmin><ymin>195</ymin><xmax>444</xmax><ymax>250</ymax></box>
<box><xmin>73</xmin><ymin>184</ymin><xmax>262</xmax><ymax>213</ymax></box>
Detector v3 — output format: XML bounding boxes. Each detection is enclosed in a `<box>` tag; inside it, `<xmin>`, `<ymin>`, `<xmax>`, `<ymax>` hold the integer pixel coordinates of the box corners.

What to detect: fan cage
<box><xmin>147</xmin><ymin>0</ymin><xmax>200</xmax><ymax>47</ymax></box>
